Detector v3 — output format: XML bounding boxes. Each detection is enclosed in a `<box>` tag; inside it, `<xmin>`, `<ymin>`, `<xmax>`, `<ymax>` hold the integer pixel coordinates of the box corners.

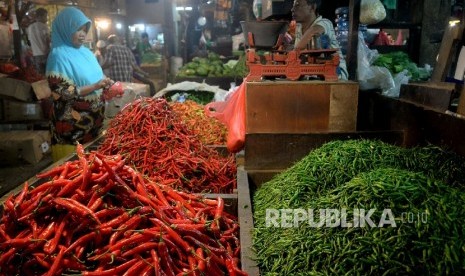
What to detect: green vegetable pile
<box><xmin>164</xmin><ymin>90</ymin><xmax>214</xmax><ymax>105</ymax></box>
<box><xmin>253</xmin><ymin>140</ymin><xmax>465</xmax><ymax>275</ymax></box>
<box><xmin>141</xmin><ymin>52</ymin><xmax>162</xmax><ymax>65</ymax></box>
<box><xmin>372</xmin><ymin>51</ymin><xmax>431</xmax><ymax>82</ymax></box>
<box><xmin>177</xmin><ymin>52</ymin><xmax>248</xmax><ymax>78</ymax></box>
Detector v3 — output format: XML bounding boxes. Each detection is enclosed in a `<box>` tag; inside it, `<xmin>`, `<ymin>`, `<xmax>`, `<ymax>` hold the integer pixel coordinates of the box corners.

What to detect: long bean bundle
<box><xmin>253</xmin><ymin>139</ymin><xmax>465</xmax><ymax>275</ymax></box>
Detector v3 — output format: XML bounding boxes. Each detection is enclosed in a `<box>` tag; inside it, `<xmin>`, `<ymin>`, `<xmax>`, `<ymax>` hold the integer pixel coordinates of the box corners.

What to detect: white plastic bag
<box><xmin>360</xmin><ymin>0</ymin><xmax>386</xmax><ymax>25</ymax></box>
<box><xmin>383</xmin><ymin>70</ymin><xmax>410</xmax><ymax>98</ymax></box>
<box><xmin>357</xmin><ymin>31</ymin><xmax>395</xmax><ymax>93</ymax></box>
<box><xmin>357</xmin><ymin>31</ymin><xmax>411</xmax><ymax>98</ymax></box>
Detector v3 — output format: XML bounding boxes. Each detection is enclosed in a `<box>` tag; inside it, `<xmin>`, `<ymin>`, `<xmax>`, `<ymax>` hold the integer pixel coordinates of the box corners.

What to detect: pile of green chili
<box><xmin>253</xmin><ymin>140</ymin><xmax>465</xmax><ymax>275</ymax></box>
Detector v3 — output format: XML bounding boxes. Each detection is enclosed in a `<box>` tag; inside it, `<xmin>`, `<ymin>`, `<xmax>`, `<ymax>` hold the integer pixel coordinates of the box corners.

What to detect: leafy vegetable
<box><xmin>372</xmin><ymin>51</ymin><xmax>431</xmax><ymax>81</ymax></box>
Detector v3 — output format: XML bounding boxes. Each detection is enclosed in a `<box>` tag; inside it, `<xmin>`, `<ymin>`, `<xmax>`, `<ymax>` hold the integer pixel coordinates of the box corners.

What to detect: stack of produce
<box><xmin>177</xmin><ymin>52</ymin><xmax>247</xmax><ymax>78</ymax></box>
<box><xmin>98</xmin><ymin>98</ymin><xmax>236</xmax><ymax>193</ymax></box>
<box><xmin>166</xmin><ymin>90</ymin><xmax>215</xmax><ymax>105</ymax></box>
<box><xmin>140</xmin><ymin>52</ymin><xmax>163</xmax><ymax>66</ymax></box>
<box><xmin>253</xmin><ymin>140</ymin><xmax>465</xmax><ymax>275</ymax></box>
<box><xmin>170</xmin><ymin>100</ymin><xmax>228</xmax><ymax>145</ymax></box>
<box><xmin>372</xmin><ymin>51</ymin><xmax>431</xmax><ymax>81</ymax></box>
<box><xmin>0</xmin><ymin>145</ymin><xmax>244</xmax><ymax>275</ymax></box>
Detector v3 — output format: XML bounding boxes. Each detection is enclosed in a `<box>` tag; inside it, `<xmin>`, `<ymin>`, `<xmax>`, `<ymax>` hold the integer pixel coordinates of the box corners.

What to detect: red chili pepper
<box><xmin>188</xmin><ymin>255</ymin><xmax>200</xmax><ymax>276</ymax></box>
<box><xmin>150</xmin><ymin>249</ymin><xmax>162</xmax><ymax>276</ymax></box>
<box><xmin>0</xmin><ymin>248</ymin><xmax>16</xmax><ymax>266</ymax></box>
<box><xmin>33</xmin><ymin>252</ymin><xmax>51</xmax><ymax>269</ymax></box>
<box><xmin>195</xmin><ymin>248</ymin><xmax>206</xmax><ymax>272</ymax></box>
<box><xmin>36</xmin><ymin>165</ymin><xmax>66</xmax><ymax>179</ymax></box>
<box><xmin>151</xmin><ymin>218</ymin><xmax>193</xmax><ymax>253</ymax></box>
<box><xmin>53</xmin><ymin>197</ymin><xmax>101</xmax><ymax>224</ymax></box>
<box><xmin>64</xmin><ymin>227</ymin><xmax>111</xmax><ymax>254</ymax></box>
<box><xmin>158</xmin><ymin>241</ymin><xmax>177</xmax><ymax>276</ymax></box>
<box><xmin>13</xmin><ymin>181</ymin><xmax>29</xmax><ymax>209</ymax></box>
<box><xmin>108</xmin><ymin>232</ymin><xmax>151</xmax><ymax>253</ymax></box>
<box><xmin>211</xmin><ymin>197</ymin><xmax>224</xmax><ymax>235</ymax></box>
<box><xmin>45</xmin><ymin>245</ymin><xmax>66</xmax><ymax>276</ymax></box>
<box><xmin>225</xmin><ymin>258</ymin><xmax>237</xmax><ymax>276</ymax></box>
<box><xmin>82</xmin><ymin>258</ymin><xmax>139</xmax><ymax>276</ymax></box>
<box><xmin>121</xmin><ymin>241</ymin><xmax>159</xmax><ymax>258</ymax></box>
<box><xmin>28</xmin><ymin>178</ymin><xmax>71</xmax><ymax>196</ymax></box>
<box><xmin>109</xmin><ymin>214</ymin><xmax>143</xmax><ymax>245</ymax></box>
<box><xmin>56</xmin><ymin>174</ymin><xmax>84</xmax><ymax>197</ymax></box>
<box><xmin>183</xmin><ymin>235</ymin><xmax>226</xmax><ymax>256</ymax></box>
<box><xmin>122</xmin><ymin>258</ymin><xmax>150</xmax><ymax>276</ymax></box>
<box><xmin>44</xmin><ymin>216</ymin><xmax>67</xmax><ymax>254</ymax></box>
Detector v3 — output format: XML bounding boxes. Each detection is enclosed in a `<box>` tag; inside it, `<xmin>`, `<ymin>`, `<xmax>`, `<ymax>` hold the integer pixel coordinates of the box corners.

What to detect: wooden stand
<box><xmin>245</xmin><ymin>80</ymin><xmax>359</xmax><ymax>133</ymax></box>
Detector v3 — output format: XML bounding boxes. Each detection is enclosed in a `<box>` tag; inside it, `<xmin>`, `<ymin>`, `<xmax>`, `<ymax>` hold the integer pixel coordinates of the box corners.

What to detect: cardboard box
<box><xmin>0</xmin><ymin>130</ymin><xmax>51</xmax><ymax>165</ymax></box>
<box><xmin>31</xmin><ymin>79</ymin><xmax>52</xmax><ymax>100</ymax></box>
<box><xmin>0</xmin><ymin>77</ymin><xmax>35</xmax><ymax>102</ymax></box>
<box><xmin>1</xmin><ymin>99</ymin><xmax>45</xmax><ymax>122</ymax></box>
<box><xmin>105</xmin><ymin>82</ymin><xmax>150</xmax><ymax>118</ymax></box>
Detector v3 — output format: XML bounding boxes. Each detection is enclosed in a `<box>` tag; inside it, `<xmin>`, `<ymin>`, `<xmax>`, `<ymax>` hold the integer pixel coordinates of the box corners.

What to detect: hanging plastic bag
<box><xmin>205</xmin><ymin>79</ymin><xmax>246</xmax><ymax>153</ymax></box>
<box><xmin>360</xmin><ymin>0</ymin><xmax>386</xmax><ymax>25</ymax></box>
<box><xmin>357</xmin><ymin>31</ymin><xmax>395</xmax><ymax>92</ymax></box>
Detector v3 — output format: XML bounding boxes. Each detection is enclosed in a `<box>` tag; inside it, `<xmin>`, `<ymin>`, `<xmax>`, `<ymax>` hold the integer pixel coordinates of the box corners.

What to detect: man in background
<box><xmin>26</xmin><ymin>7</ymin><xmax>50</xmax><ymax>75</ymax></box>
<box><xmin>103</xmin><ymin>34</ymin><xmax>156</xmax><ymax>95</ymax></box>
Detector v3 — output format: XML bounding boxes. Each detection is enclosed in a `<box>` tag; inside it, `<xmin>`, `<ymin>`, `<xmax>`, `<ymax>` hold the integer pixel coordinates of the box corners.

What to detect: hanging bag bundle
<box><xmin>360</xmin><ymin>0</ymin><xmax>387</xmax><ymax>25</ymax></box>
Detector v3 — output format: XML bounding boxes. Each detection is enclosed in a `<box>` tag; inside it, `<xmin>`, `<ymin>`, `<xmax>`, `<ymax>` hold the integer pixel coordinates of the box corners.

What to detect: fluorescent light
<box><xmin>95</xmin><ymin>19</ymin><xmax>111</xmax><ymax>30</ymax></box>
<box><xmin>134</xmin><ymin>24</ymin><xmax>145</xmax><ymax>31</ymax></box>
<box><xmin>116</xmin><ymin>23</ymin><xmax>122</xmax><ymax>29</ymax></box>
<box><xmin>176</xmin><ymin>6</ymin><xmax>193</xmax><ymax>11</ymax></box>
<box><xmin>449</xmin><ymin>19</ymin><xmax>460</xmax><ymax>26</ymax></box>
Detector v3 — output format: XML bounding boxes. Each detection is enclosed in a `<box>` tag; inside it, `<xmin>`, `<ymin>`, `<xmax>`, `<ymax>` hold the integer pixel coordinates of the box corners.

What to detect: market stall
<box><xmin>2</xmin><ymin>0</ymin><xmax>465</xmax><ymax>275</ymax></box>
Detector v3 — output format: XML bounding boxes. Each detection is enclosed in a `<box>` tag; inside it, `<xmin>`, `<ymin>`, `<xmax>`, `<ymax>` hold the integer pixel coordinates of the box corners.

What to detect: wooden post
<box><xmin>430</xmin><ymin>23</ymin><xmax>464</xmax><ymax>82</ymax></box>
<box><xmin>346</xmin><ymin>0</ymin><xmax>360</xmax><ymax>81</ymax></box>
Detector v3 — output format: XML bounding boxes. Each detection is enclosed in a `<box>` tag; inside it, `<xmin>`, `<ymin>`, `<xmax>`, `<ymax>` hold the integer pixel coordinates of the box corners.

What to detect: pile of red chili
<box><xmin>98</xmin><ymin>98</ymin><xmax>236</xmax><ymax>193</ymax></box>
<box><xmin>170</xmin><ymin>100</ymin><xmax>228</xmax><ymax>145</ymax></box>
<box><xmin>0</xmin><ymin>145</ymin><xmax>245</xmax><ymax>275</ymax></box>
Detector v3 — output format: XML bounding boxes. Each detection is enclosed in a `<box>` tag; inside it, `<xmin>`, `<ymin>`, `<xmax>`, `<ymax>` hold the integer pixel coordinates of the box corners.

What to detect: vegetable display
<box><xmin>98</xmin><ymin>98</ymin><xmax>236</xmax><ymax>193</ymax></box>
<box><xmin>372</xmin><ymin>51</ymin><xmax>431</xmax><ymax>81</ymax></box>
<box><xmin>253</xmin><ymin>140</ymin><xmax>465</xmax><ymax>275</ymax></box>
<box><xmin>141</xmin><ymin>52</ymin><xmax>163</xmax><ymax>66</ymax></box>
<box><xmin>177</xmin><ymin>52</ymin><xmax>247</xmax><ymax>78</ymax></box>
<box><xmin>166</xmin><ymin>90</ymin><xmax>215</xmax><ymax>105</ymax></box>
<box><xmin>170</xmin><ymin>100</ymin><xmax>228</xmax><ymax>145</ymax></box>
<box><xmin>0</xmin><ymin>145</ymin><xmax>245</xmax><ymax>275</ymax></box>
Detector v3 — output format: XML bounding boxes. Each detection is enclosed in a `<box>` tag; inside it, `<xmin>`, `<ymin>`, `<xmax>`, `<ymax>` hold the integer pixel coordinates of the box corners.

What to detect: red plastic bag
<box><xmin>205</xmin><ymin>80</ymin><xmax>246</xmax><ymax>153</ymax></box>
<box><xmin>102</xmin><ymin>81</ymin><xmax>124</xmax><ymax>101</ymax></box>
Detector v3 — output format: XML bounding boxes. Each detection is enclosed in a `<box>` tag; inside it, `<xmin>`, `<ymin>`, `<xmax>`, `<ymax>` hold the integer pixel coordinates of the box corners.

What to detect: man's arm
<box><xmin>295</xmin><ymin>24</ymin><xmax>325</xmax><ymax>50</ymax></box>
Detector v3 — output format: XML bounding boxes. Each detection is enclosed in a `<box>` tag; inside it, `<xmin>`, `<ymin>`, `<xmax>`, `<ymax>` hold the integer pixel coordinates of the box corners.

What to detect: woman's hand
<box><xmin>97</xmin><ymin>78</ymin><xmax>114</xmax><ymax>90</ymax></box>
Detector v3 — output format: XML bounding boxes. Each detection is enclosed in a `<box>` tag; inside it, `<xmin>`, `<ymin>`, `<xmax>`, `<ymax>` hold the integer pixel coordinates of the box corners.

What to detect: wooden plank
<box><xmin>246</xmin><ymin>169</ymin><xmax>283</xmax><ymax>188</ymax></box>
<box><xmin>329</xmin><ymin>83</ymin><xmax>359</xmax><ymax>131</ymax></box>
<box><xmin>457</xmin><ymin>85</ymin><xmax>465</xmax><ymax>116</ymax></box>
<box><xmin>245</xmin><ymin>81</ymin><xmax>358</xmax><ymax>133</ymax></box>
<box><xmin>358</xmin><ymin>91</ymin><xmax>465</xmax><ymax>157</ymax></box>
<box><xmin>237</xmin><ymin>166</ymin><xmax>260</xmax><ymax>276</ymax></box>
<box><xmin>399</xmin><ymin>82</ymin><xmax>455</xmax><ymax>112</ymax></box>
<box><xmin>430</xmin><ymin>24</ymin><xmax>463</xmax><ymax>82</ymax></box>
<box><xmin>244</xmin><ymin>131</ymin><xmax>405</xmax><ymax>170</ymax></box>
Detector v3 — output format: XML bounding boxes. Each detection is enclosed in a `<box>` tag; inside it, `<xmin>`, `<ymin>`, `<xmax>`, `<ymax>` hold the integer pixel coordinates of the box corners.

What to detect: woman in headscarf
<box><xmin>46</xmin><ymin>7</ymin><xmax>113</xmax><ymax>147</ymax></box>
